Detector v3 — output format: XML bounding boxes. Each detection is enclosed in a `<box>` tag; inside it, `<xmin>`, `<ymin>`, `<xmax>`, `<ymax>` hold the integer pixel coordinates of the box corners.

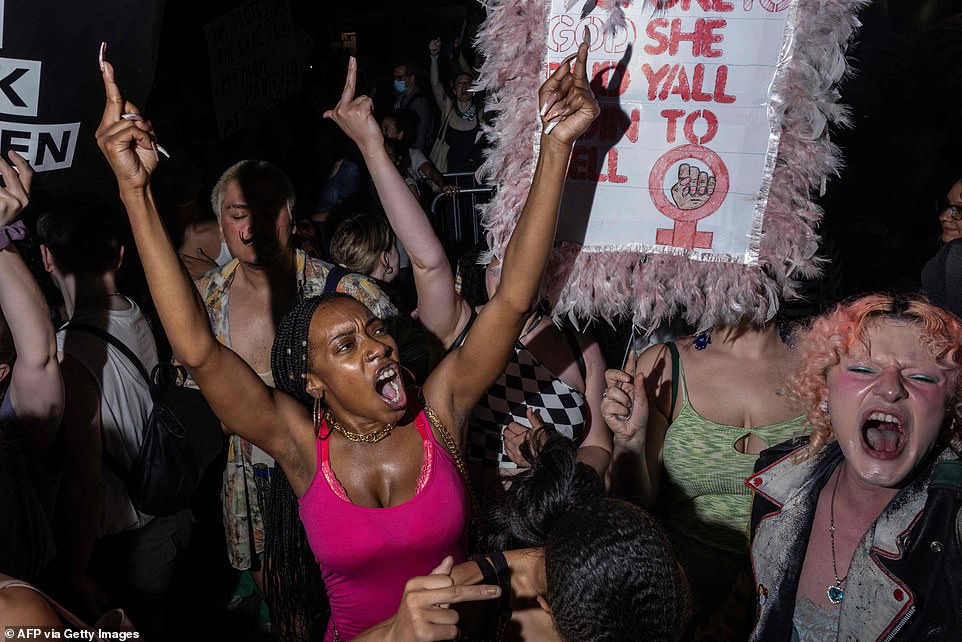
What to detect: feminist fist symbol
<box><xmin>670</xmin><ymin>163</ymin><xmax>716</xmax><ymax>211</ymax></box>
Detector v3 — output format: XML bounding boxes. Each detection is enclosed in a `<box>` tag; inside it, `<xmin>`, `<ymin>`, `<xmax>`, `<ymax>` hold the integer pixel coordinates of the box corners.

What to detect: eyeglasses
<box><xmin>938</xmin><ymin>199</ymin><xmax>962</xmax><ymax>220</ymax></box>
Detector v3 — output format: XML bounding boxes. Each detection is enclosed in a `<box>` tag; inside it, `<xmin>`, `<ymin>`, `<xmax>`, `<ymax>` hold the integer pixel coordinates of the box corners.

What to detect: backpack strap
<box><xmin>561</xmin><ymin>323</ymin><xmax>587</xmax><ymax>382</ymax></box>
<box><xmin>665</xmin><ymin>342</ymin><xmax>681</xmax><ymax>420</ymax></box>
<box><xmin>66</xmin><ymin>324</ymin><xmax>151</xmax><ymax>384</ymax></box>
<box><xmin>323</xmin><ymin>265</ymin><xmax>351</xmax><ymax>295</ymax></box>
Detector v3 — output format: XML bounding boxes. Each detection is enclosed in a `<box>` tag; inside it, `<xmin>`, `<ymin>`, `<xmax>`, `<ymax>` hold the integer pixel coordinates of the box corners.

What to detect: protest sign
<box><xmin>547</xmin><ymin>0</ymin><xmax>791</xmax><ymax>263</ymax></box>
<box><xmin>0</xmin><ymin>0</ymin><xmax>162</xmax><ymax>178</ymax></box>
<box><xmin>205</xmin><ymin>0</ymin><xmax>300</xmax><ymax>140</ymax></box>
<box><xmin>476</xmin><ymin>0</ymin><xmax>865</xmax><ymax>328</ymax></box>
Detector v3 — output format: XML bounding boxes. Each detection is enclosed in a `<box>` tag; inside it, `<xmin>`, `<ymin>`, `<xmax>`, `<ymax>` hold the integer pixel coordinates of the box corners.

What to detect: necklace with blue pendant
<box><xmin>827</xmin><ymin>469</ymin><xmax>846</xmax><ymax>604</ymax></box>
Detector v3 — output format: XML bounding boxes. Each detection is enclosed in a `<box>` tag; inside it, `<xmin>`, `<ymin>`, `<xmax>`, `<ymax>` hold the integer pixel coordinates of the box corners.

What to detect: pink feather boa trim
<box><xmin>473</xmin><ymin>0</ymin><xmax>868</xmax><ymax>331</ymax></box>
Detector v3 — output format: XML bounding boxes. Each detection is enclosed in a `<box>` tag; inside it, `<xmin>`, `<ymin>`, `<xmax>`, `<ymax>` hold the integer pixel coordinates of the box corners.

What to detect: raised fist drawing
<box><xmin>670</xmin><ymin>163</ymin><xmax>716</xmax><ymax>211</ymax></box>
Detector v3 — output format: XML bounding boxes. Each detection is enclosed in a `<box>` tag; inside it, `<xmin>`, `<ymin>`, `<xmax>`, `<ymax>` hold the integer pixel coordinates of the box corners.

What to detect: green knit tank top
<box><xmin>660</xmin><ymin>342</ymin><xmax>806</xmax><ymax>556</ymax></box>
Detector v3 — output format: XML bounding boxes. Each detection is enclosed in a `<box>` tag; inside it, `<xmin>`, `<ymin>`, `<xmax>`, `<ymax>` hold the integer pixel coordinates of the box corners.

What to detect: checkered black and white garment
<box><xmin>467</xmin><ymin>342</ymin><xmax>588</xmax><ymax>469</ymax></box>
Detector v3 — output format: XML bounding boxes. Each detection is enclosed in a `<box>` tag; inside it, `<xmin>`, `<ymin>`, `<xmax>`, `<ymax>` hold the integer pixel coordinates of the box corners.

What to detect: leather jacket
<box><xmin>746</xmin><ymin>439</ymin><xmax>962</xmax><ymax>642</ymax></box>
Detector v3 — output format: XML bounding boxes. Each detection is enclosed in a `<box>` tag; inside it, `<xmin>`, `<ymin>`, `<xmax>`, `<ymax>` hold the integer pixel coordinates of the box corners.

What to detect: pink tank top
<box><xmin>298</xmin><ymin>402</ymin><xmax>469</xmax><ymax>642</ymax></box>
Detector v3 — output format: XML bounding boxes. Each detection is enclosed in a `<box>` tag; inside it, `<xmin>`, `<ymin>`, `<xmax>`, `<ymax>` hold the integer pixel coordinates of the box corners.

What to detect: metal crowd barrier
<box><xmin>429</xmin><ymin>172</ymin><xmax>493</xmax><ymax>247</ymax></box>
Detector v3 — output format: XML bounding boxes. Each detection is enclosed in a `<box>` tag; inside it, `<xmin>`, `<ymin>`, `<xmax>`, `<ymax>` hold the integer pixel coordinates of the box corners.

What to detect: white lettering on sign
<box><xmin>0</xmin><ymin>121</ymin><xmax>80</xmax><ymax>171</ymax></box>
<box><xmin>0</xmin><ymin>57</ymin><xmax>42</xmax><ymax>116</ymax></box>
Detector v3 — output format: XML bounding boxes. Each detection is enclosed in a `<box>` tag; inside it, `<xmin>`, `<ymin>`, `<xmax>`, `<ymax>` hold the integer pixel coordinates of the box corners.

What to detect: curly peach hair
<box><xmin>790</xmin><ymin>293</ymin><xmax>962</xmax><ymax>461</ymax></box>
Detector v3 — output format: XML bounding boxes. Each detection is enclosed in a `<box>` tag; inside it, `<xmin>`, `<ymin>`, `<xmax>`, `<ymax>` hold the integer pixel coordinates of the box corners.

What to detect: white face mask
<box><xmin>216</xmin><ymin>241</ymin><xmax>233</xmax><ymax>266</ymax></box>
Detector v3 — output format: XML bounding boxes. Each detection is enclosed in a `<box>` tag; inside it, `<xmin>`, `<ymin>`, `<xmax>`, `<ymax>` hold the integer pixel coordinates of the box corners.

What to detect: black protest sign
<box><xmin>205</xmin><ymin>0</ymin><xmax>301</xmax><ymax>140</ymax></box>
<box><xmin>0</xmin><ymin>0</ymin><xmax>164</xmax><ymax>178</ymax></box>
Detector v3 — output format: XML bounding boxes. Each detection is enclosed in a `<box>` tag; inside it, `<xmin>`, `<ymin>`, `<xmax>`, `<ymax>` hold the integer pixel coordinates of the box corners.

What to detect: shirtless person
<box><xmin>196</xmin><ymin>160</ymin><xmax>397</xmax><ymax>589</ymax></box>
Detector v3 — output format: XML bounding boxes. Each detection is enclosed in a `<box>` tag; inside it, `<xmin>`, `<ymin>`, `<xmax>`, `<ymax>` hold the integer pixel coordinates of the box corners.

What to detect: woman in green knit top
<box><xmin>603</xmin><ymin>320</ymin><xmax>806</xmax><ymax>638</ymax></box>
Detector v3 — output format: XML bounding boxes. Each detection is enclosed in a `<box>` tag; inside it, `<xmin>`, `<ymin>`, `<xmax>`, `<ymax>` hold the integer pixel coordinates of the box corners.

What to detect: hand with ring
<box><xmin>601</xmin><ymin>350</ymin><xmax>649</xmax><ymax>447</ymax></box>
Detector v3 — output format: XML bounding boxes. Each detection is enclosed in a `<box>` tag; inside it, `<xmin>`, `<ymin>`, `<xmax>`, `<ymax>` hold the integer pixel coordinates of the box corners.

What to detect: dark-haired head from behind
<box><xmin>484</xmin><ymin>429</ymin><xmax>689</xmax><ymax>642</ymax></box>
<box><xmin>36</xmin><ymin>195</ymin><xmax>124</xmax><ymax>276</ymax></box>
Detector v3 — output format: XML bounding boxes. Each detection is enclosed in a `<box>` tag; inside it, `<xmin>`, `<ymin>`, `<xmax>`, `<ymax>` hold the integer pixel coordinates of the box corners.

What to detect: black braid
<box><xmin>264</xmin><ymin>292</ymin><xmax>351</xmax><ymax>641</ymax></box>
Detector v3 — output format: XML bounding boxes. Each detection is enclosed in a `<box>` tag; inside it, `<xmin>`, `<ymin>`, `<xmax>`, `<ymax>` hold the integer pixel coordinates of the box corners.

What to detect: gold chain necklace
<box><xmin>324</xmin><ymin>409</ymin><xmax>397</xmax><ymax>444</ymax></box>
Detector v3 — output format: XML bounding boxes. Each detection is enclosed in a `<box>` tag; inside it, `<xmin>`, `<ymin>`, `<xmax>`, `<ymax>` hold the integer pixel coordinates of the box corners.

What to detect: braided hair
<box><xmin>264</xmin><ymin>292</ymin><xmax>353</xmax><ymax>641</ymax></box>
<box><xmin>483</xmin><ymin>429</ymin><xmax>689</xmax><ymax>642</ymax></box>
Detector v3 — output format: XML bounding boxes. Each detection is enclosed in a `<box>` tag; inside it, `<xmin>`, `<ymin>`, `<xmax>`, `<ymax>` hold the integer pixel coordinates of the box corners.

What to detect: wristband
<box><xmin>0</xmin><ymin>220</ymin><xmax>26</xmax><ymax>250</ymax></box>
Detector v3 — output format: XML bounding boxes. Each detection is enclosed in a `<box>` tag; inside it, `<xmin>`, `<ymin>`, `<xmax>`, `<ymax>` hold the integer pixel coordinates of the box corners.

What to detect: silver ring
<box><xmin>602</xmin><ymin>390</ymin><xmax>608</xmax><ymax>400</ymax></box>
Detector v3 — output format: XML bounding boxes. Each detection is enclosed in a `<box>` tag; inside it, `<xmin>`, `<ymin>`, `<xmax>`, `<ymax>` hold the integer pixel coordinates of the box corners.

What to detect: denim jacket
<box><xmin>746</xmin><ymin>439</ymin><xmax>962</xmax><ymax>642</ymax></box>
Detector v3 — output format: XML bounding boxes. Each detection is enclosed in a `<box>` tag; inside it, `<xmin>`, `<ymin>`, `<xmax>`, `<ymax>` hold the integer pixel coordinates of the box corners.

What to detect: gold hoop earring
<box><xmin>399</xmin><ymin>364</ymin><xmax>417</xmax><ymax>386</ymax></box>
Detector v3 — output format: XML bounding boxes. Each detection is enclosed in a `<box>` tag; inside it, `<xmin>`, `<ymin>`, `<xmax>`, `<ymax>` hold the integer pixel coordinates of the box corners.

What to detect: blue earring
<box><xmin>693</xmin><ymin>331</ymin><xmax>711</xmax><ymax>350</ymax></box>
<box><xmin>779</xmin><ymin>326</ymin><xmax>792</xmax><ymax>345</ymax></box>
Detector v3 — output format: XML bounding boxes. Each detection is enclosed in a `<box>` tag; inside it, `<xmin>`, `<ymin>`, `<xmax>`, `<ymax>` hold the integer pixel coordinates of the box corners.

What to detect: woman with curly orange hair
<box><xmin>747</xmin><ymin>293</ymin><xmax>962</xmax><ymax>641</ymax></box>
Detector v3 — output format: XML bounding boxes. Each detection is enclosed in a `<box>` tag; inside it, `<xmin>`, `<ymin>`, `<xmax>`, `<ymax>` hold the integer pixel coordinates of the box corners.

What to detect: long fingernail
<box><xmin>584</xmin><ymin>27</ymin><xmax>591</xmax><ymax>45</ymax></box>
<box><xmin>540</xmin><ymin>92</ymin><xmax>559</xmax><ymax>117</ymax></box>
<box><xmin>99</xmin><ymin>42</ymin><xmax>107</xmax><ymax>71</ymax></box>
<box><xmin>156</xmin><ymin>144</ymin><xmax>171</xmax><ymax>159</ymax></box>
<box><xmin>121</xmin><ymin>113</ymin><xmax>143</xmax><ymax>122</ymax></box>
<box><xmin>151</xmin><ymin>141</ymin><xmax>160</xmax><ymax>163</ymax></box>
<box><xmin>544</xmin><ymin>120</ymin><xmax>559</xmax><ymax>135</ymax></box>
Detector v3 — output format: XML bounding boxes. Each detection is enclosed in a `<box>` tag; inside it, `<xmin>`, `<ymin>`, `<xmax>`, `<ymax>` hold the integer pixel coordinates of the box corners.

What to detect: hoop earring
<box><xmin>313</xmin><ymin>397</ymin><xmax>322</xmax><ymax>436</ymax></box>
<box><xmin>385</xmin><ymin>265</ymin><xmax>394</xmax><ymax>275</ymax></box>
<box><xmin>399</xmin><ymin>364</ymin><xmax>417</xmax><ymax>386</ymax></box>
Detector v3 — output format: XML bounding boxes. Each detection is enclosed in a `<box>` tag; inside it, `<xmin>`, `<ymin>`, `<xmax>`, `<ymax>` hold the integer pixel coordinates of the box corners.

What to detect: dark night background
<box><xmin>17</xmin><ymin>0</ymin><xmax>962</xmax><ymax>323</ymax></box>
<box><xmin>147</xmin><ymin>0</ymin><xmax>962</xmax><ymax>301</ymax></box>
<box><xmin>6</xmin><ymin>2</ymin><xmax>962</xmax><ymax>636</ymax></box>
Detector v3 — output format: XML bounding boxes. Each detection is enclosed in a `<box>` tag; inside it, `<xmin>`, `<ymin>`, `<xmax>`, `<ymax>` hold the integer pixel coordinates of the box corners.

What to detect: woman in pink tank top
<box><xmin>96</xmin><ymin>35</ymin><xmax>597</xmax><ymax>641</ymax></box>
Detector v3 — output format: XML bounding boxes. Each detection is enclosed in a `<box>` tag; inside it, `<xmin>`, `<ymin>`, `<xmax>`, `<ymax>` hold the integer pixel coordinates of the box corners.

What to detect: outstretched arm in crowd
<box><xmin>328</xmin><ymin>34</ymin><xmax>597</xmax><ymax>441</ymax></box>
<box><xmin>327</xmin><ymin>57</ymin><xmax>472</xmax><ymax>349</ymax></box>
<box><xmin>424</xmin><ymin>34</ymin><xmax>598</xmax><ymax>440</ymax></box>
<box><xmin>428</xmin><ymin>38</ymin><xmax>451</xmax><ymax>113</ymax></box>
<box><xmin>94</xmin><ymin>55</ymin><xmax>307</xmax><ymax>481</ymax></box>
<box><xmin>0</xmin><ymin>152</ymin><xmax>62</xmax><ymax>457</ymax></box>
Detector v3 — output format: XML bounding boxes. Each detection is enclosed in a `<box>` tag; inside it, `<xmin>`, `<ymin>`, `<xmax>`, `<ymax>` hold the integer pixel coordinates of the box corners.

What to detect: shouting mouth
<box><xmin>861</xmin><ymin>410</ymin><xmax>905</xmax><ymax>460</ymax></box>
<box><xmin>375</xmin><ymin>364</ymin><xmax>406</xmax><ymax>410</ymax></box>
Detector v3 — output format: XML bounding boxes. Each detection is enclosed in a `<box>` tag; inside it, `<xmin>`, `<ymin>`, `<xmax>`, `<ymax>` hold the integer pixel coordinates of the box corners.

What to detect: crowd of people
<box><xmin>0</xmin><ymin>22</ymin><xmax>961</xmax><ymax>642</ymax></box>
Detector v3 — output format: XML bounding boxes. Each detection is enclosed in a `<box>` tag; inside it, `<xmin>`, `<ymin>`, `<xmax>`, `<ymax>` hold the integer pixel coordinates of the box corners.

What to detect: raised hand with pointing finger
<box><xmin>352</xmin><ymin>556</ymin><xmax>500</xmax><ymax>642</ymax></box>
<box><xmin>95</xmin><ymin>44</ymin><xmax>161</xmax><ymax>195</ymax></box>
<box><xmin>539</xmin><ymin>28</ymin><xmax>600</xmax><ymax>146</ymax></box>
<box><xmin>324</xmin><ymin>57</ymin><xmax>385</xmax><ymax>156</ymax></box>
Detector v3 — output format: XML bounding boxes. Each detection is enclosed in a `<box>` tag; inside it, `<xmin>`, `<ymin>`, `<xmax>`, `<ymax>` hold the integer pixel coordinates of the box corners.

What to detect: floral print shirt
<box><xmin>193</xmin><ymin>249</ymin><xmax>397</xmax><ymax>569</ymax></box>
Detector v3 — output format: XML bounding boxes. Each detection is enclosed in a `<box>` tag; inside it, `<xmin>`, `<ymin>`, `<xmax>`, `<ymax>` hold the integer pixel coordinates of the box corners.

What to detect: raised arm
<box><xmin>428</xmin><ymin>38</ymin><xmax>449</xmax><ymax>112</ymax></box>
<box><xmin>325</xmin><ymin>58</ymin><xmax>471</xmax><ymax>348</ymax></box>
<box><xmin>0</xmin><ymin>152</ymin><xmax>62</xmax><ymax>456</ymax></box>
<box><xmin>94</xmin><ymin>54</ymin><xmax>302</xmax><ymax>463</ymax></box>
<box><xmin>426</xmin><ymin>33</ymin><xmax>599</xmax><ymax>439</ymax></box>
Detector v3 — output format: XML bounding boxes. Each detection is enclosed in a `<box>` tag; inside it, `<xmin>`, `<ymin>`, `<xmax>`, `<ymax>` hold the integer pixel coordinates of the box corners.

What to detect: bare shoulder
<box><xmin>0</xmin><ymin>581</ymin><xmax>63</xmax><ymax>630</ymax></box>
<box><xmin>636</xmin><ymin>341</ymin><xmax>677</xmax><ymax>380</ymax></box>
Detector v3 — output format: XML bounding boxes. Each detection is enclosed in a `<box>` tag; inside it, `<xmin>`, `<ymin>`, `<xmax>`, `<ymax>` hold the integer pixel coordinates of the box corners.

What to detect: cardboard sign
<box><xmin>548</xmin><ymin>0</ymin><xmax>793</xmax><ymax>264</ymax></box>
<box><xmin>205</xmin><ymin>0</ymin><xmax>300</xmax><ymax>140</ymax></box>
